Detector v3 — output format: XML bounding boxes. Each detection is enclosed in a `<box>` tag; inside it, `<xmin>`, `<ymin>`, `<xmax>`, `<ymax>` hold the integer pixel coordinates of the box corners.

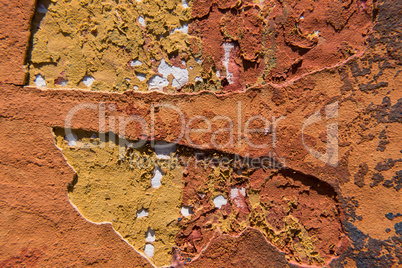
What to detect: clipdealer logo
<box><xmin>63</xmin><ymin>101</ymin><xmax>339</xmax><ymax>167</ymax></box>
<box><xmin>302</xmin><ymin>102</ymin><xmax>339</xmax><ymax>167</ymax></box>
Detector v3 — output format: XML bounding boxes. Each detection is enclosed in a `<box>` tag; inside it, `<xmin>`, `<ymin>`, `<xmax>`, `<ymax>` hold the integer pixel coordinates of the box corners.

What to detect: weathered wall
<box><xmin>0</xmin><ymin>0</ymin><xmax>401</xmax><ymax>267</ymax></box>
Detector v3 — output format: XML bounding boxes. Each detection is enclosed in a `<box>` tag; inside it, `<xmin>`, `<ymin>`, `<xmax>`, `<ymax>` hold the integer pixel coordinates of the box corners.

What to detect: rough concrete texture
<box><xmin>0</xmin><ymin>0</ymin><xmax>36</xmax><ymax>85</ymax></box>
<box><xmin>0</xmin><ymin>0</ymin><xmax>401</xmax><ymax>267</ymax></box>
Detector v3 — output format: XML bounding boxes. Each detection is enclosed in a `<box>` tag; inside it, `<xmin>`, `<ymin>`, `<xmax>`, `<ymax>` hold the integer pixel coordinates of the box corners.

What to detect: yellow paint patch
<box><xmin>29</xmin><ymin>0</ymin><xmax>206</xmax><ymax>92</ymax></box>
<box><xmin>54</xmin><ymin>130</ymin><xmax>183</xmax><ymax>267</ymax></box>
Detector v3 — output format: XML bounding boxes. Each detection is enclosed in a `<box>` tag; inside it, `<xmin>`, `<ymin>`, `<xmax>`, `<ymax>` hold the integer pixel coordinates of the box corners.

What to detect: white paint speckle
<box><xmin>58</xmin><ymin>79</ymin><xmax>68</xmax><ymax>87</ymax></box>
<box><xmin>195</xmin><ymin>58</ymin><xmax>203</xmax><ymax>64</ymax></box>
<box><xmin>231</xmin><ymin>187</ymin><xmax>247</xmax><ymax>209</ymax></box>
<box><xmin>138</xmin><ymin>16</ymin><xmax>146</xmax><ymax>27</ymax></box>
<box><xmin>130</xmin><ymin>60</ymin><xmax>143</xmax><ymax>67</ymax></box>
<box><xmin>222</xmin><ymin>42</ymin><xmax>235</xmax><ymax>84</ymax></box>
<box><xmin>171</xmin><ymin>23</ymin><xmax>189</xmax><ymax>34</ymax></box>
<box><xmin>145</xmin><ymin>228</ymin><xmax>155</xmax><ymax>242</ymax></box>
<box><xmin>147</xmin><ymin>75</ymin><xmax>169</xmax><ymax>91</ymax></box>
<box><xmin>181</xmin><ymin>206</ymin><xmax>193</xmax><ymax>217</ymax></box>
<box><xmin>158</xmin><ymin>59</ymin><xmax>172</xmax><ymax>77</ymax></box>
<box><xmin>134</xmin><ymin>85</ymin><xmax>139</xmax><ymax>90</ymax></box>
<box><xmin>230</xmin><ymin>187</ymin><xmax>246</xmax><ymax>199</ymax></box>
<box><xmin>144</xmin><ymin>244</ymin><xmax>154</xmax><ymax>258</ymax></box>
<box><xmin>151</xmin><ymin>167</ymin><xmax>163</xmax><ymax>188</ymax></box>
<box><xmin>198</xmin><ymin>193</ymin><xmax>205</xmax><ymax>198</ymax></box>
<box><xmin>137</xmin><ymin>208</ymin><xmax>149</xmax><ymax>218</ymax></box>
<box><xmin>182</xmin><ymin>0</ymin><xmax>189</xmax><ymax>8</ymax></box>
<box><xmin>83</xmin><ymin>76</ymin><xmax>95</xmax><ymax>87</ymax></box>
<box><xmin>136</xmin><ymin>73</ymin><xmax>146</xmax><ymax>81</ymax></box>
<box><xmin>213</xmin><ymin>195</ymin><xmax>227</xmax><ymax>209</ymax></box>
<box><xmin>195</xmin><ymin>76</ymin><xmax>203</xmax><ymax>82</ymax></box>
<box><xmin>156</xmin><ymin>59</ymin><xmax>189</xmax><ymax>89</ymax></box>
<box><xmin>230</xmin><ymin>189</ymin><xmax>238</xmax><ymax>199</ymax></box>
<box><xmin>240</xmin><ymin>188</ymin><xmax>246</xmax><ymax>196</ymax></box>
<box><xmin>65</xmin><ymin>133</ymin><xmax>78</xmax><ymax>147</ymax></box>
<box><xmin>34</xmin><ymin>75</ymin><xmax>46</xmax><ymax>87</ymax></box>
<box><xmin>154</xmin><ymin>141</ymin><xmax>176</xmax><ymax>159</ymax></box>
<box><xmin>314</xmin><ymin>30</ymin><xmax>320</xmax><ymax>36</ymax></box>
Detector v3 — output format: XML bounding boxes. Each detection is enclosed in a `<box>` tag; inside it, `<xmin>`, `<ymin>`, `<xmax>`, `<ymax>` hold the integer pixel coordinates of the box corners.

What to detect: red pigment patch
<box><xmin>190</xmin><ymin>0</ymin><xmax>374</xmax><ymax>89</ymax></box>
<box><xmin>176</xmin><ymin>151</ymin><xmax>345</xmax><ymax>266</ymax></box>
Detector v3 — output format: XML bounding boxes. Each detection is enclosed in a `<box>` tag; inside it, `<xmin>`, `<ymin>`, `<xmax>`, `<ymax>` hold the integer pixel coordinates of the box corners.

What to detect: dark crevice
<box><xmin>288</xmin><ymin>43</ymin><xmax>311</xmax><ymax>56</ymax></box>
<box><xmin>24</xmin><ymin>0</ymin><xmax>52</xmax><ymax>85</ymax></box>
<box><xmin>242</xmin><ymin>58</ymin><xmax>259</xmax><ymax>72</ymax></box>
<box><xmin>290</xmin><ymin>59</ymin><xmax>303</xmax><ymax>75</ymax></box>
<box><xmin>53</xmin><ymin>127</ymin><xmax>340</xmax><ymax>201</ymax></box>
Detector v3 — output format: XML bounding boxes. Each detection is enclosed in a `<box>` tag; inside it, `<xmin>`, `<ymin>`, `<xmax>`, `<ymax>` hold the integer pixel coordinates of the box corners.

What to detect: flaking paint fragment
<box><xmin>213</xmin><ymin>195</ymin><xmax>228</xmax><ymax>209</ymax></box>
<box><xmin>181</xmin><ymin>206</ymin><xmax>193</xmax><ymax>217</ymax></box>
<box><xmin>147</xmin><ymin>75</ymin><xmax>169</xmax><ymax>91</ymax></box>
<box><xmin>144</xmin><ymin>244</ymin><xmax>155</xmax><ymax>258</ymax></box>
<box><xmin>145</xmin><ymin>228</ymin><xmax>156</xmax><ymax>243</ymax></box>
<box><xmin>29</xmin><ymin>0</ymin><xmax>372</xmax><ymax>92</ymax></box>
<box><xmin>222</xmin><ymin>42</ymin><xmax>235</xmax><ymax>84</ymax></box>
<box><xmin>151</xmin><ymin>167</ymin><xmax>163</xmax><ymax>188</ymax></box>
<box><xmin>28</xmin><ymin>0</ymin><xmax>198</xmax><ymax>92</ymax></box>
<box><xmin>34</xmin><ymin>74</ymin><xmax>46</xmax><ymax>88</ymax></box>
<box><xmin>130</xmin><ymin>60</ymin><xmax>143</xmax><ymax>67</ymax></box>
<box><xmin>82</xmin><ymin>76</ymin><xmax>95</xmax><ymax>87</ymax></box>
<box><xmin>137</xmin><ymin>208</ymin><xmax>149</xmax><ymax>218</ymax></box>
<box><xmin>54</xmin><ymin>129</ymin><xmax>345</xmax><ymax>266</ymax></box>
<box><xmin>136</xmin><ymin>73</ymin><xmax>147</xmax><ymax>82</ymax></box>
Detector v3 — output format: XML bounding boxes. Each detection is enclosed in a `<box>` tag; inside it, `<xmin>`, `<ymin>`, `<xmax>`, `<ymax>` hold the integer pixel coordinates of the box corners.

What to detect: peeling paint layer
<box><xmin>28</xmin><ymin>0</ymin><xmax>374</xmax><ymax>92</ymax></box>
<box><xmin>53</xmin><ymin>128</ymin><xmax>345</xmax><ymax>267</ymax></box>
<box><xmin>28</xmin><ymin>0</ymin><xmax>199</xmax><ymax>92</ymax></box>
